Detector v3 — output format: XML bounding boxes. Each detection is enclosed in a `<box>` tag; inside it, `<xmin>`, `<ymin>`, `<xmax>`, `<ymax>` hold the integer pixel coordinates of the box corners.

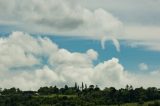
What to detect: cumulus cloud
<box><xmin>0</xmin><ymin>32</ymin><xmax>159</xmax><ymax>90</ymax></box>
<box><xmin>0</xmin><ymin>32</ymin><xmax>125</xmax><ymax>90</ymax></box>
<box><xmin>0</xmin><ymin>0</ymin><xmax>123</xmax><ymax>50</ymax></box>
<box><xmin>139</xmin><ymin>63</ymin><xmax>148</xmax><ymax>71</ymax></box>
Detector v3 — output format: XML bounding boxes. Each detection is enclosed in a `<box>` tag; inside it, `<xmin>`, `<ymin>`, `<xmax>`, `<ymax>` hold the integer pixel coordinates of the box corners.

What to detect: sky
<box><xmin>0</xmin><ymin>0</ymin><xmax>160</xmax><ymax>90</ymax></box>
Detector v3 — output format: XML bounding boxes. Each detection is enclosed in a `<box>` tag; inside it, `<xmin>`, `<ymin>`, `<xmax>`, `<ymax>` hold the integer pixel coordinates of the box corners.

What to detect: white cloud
<box><xmin>77</xmin><ymin>1</ymin><xmax>160</xmax><ymax>52</ymax></box>
<box><xmin>150</xmin><ymin>70</ymin><xmax>160</xmax><ymax>76</ymax></box>
<box><xmin>139</xmin><ymin>63</ymin><xmax>148</xmax><ymax>71</ymax></box>
<box><xmin>1</xmin><ymin>0</ymin><xmax>160</xmax><ymax>52</ymax></box>
<box><xmin>132</xmin><ymin>72</ymin><xmax>160</xmax><ymax>88</ymax></box>
<box><xmin>86</xmin><ymin>49</ymin><xmax>98</xmax><ymax>60</ymax></box>
<box><xmin>0</xmin><ymin>32</ymin><xmax>159</xmax><ymax>90</ymax></box>
<box><xmin>112</xmin><ymin>38</ymin><xmax>120</xmax><ymax>52</ymax></box>
<box><xmin>79</xmin><ymin>0</ymin><xmax>160</xmax><ymax>25</ymax></box>
<box><xmin>48</xmin><ymin>48</ymin><xmax>99</xmax><ymax>68</ymax></box>
<box><xmin>0</xmin><ymin>0</ymin><xmax>123</xmax><ymax>50</ymax></box>
<box><xmin>0</xmin><ymin>31</ymin><xmax>58</xmax><ymax>70</ymax></box>
<box><xmin>122</xmin><ymin>26</ymin><xmax>160</xmax><ymax>51</ymax></box>
<box><xmin>124</xmin><ymin>26</ymin><xmax>160</xmax><ymax>41</ymax></box>
<box><xmin>126</xmin><ymin>40</ymin><xmax>160</xmax><ymax>51</ymax></box>
<box><xmin>93</xmin><ymin>58</ymin><xmax>132</xmax><ymax>87</ymax></box>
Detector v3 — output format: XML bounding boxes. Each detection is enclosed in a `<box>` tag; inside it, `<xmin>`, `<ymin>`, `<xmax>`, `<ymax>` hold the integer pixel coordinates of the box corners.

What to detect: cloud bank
<box><xmin>0</xmin><ymin>0</ymin><xmax>123</xmax><ymax>51</ymax></box>
<box><xmin>0</xmin><ymin>32</ymin><xmax>159</xmax><ymax>90</ymax></box>
<box><xmin>1</xmin><ymin>0</ymin><xmax>160</xmax><ymax>52</ymax></box>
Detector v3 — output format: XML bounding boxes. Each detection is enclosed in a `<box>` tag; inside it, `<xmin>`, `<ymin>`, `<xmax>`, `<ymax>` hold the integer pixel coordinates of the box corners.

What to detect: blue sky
<box><xmin>0</xmin><ymin>0</ymin><xmax>160</xmax><ymax>90</ymax></box>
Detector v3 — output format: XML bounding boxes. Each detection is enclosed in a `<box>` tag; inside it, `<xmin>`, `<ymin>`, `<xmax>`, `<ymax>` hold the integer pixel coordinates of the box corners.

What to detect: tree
<box><xmin>89</xmin><ymin>85</ymin><xmax>94</xmax><ymax>91</ymax></box>
<box><xmin>52</xmin><ymin>86</ymin><xmax>59</xmax><ymax>94</ymax></box>
<box><xmin>0</xmin><ymin>88</ymin><xmax>2</xmax><ymax>92</ymax></box>
<box><xmin>38</xmin><ymin>87</ymin><xmax>49</xmax><ymax>95</ymax></box>
<box><xmin>85</xmin><ymin>84</ymin><xmax>87</xmax><ymax>89</ymax></box>
<box><xmin>125</xmin><ymin>84</ymin><xmax>129</xmax><ymax>90</ymax></box>
<box><xmin>0</xmin><ymin>84</ymin><xmax>160</xmax><ymax>106</ymax></box>
<box><xmin>81</xmin><ymin>82</ymin><xmax>84</xmax><ymax>90</ymax></box>
<box><xmin>2</xmin><ymin>87</ymin><xmax>21</xmax><ymax>95</ymax></box>
<box><xmin>74</xmin><ymin>82</ymin><xmax>78</xmax><ymax>90</ymax></box>
<box><xmin>64</xmin><ymin>85</ymin><xmax>69</xmax><ymax>90</ymax></box>
<box><xmin>95</xmin><ymin>85</ymin><xmax>100</xmax><ymax>91</ymax></box>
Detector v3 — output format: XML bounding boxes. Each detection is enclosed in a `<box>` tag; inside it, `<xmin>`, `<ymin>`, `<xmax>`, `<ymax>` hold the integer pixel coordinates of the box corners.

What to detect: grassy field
<box><xmin>108</xmin><ymin>100</ymin><xmax>160</xmax><ymax>106</ymax></box>
<box><xmin>40</xmin><ymin>99</ymin><xmax>160</xmax><ymax>106</ymax></box>
<box><xmin>35</xmin><ymin>94</ymin><xmax>160</xmax><ymax>106</ymax></box>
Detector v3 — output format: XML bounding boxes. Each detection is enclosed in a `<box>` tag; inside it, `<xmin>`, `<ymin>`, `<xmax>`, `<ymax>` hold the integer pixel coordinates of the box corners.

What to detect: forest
<box><xmin>0</xmin><ymin>83</ymin><xmax>160</xmax><ymax>106</ymax></box>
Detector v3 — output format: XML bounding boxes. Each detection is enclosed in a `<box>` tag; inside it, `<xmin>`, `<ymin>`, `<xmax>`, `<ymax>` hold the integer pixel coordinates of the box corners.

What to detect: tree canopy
<box><xmin>0</xmin><ymin>83</ymin><xmax>160</xmax><ymax>106</ymax></box>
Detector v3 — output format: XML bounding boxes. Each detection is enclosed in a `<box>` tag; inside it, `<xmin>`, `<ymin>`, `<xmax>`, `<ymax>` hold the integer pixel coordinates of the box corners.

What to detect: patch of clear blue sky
<box><xmin>0</xmin><ymin>31</ymin><xmax>160</xmax><ymax>73</ymax></box>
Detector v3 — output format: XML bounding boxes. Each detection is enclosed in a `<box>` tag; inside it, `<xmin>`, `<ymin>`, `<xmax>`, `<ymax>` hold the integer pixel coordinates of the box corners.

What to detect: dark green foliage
<box><xmin>0</xmin><ymin>84</ymin><xmax>160</xmax><ymax>106</ymax></box>
<box><xmin>38</xmin><ymin>86</ymin><xmax>59</xmax><ymax>95</ymax></box>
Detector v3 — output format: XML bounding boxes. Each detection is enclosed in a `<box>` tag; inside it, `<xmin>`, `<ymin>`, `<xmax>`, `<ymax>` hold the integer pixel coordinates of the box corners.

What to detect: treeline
<box><xmin>0</xmin><ymin>83</ymin><xmax>160</xmax><ymax>106</ymax></box>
